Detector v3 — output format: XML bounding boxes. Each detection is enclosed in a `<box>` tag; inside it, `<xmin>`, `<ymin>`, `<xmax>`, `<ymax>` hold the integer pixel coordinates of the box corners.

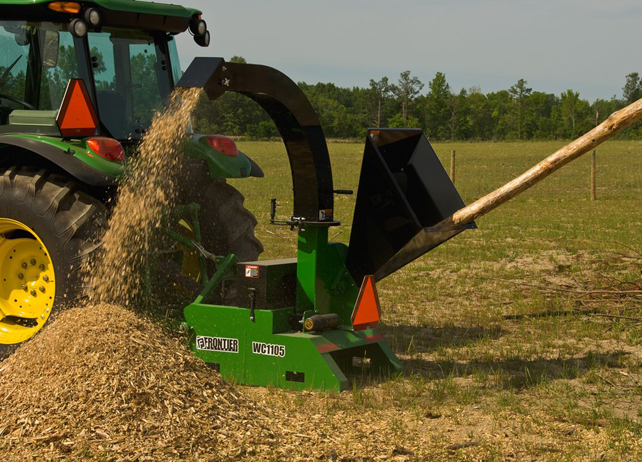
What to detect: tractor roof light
<box><xmin>84</xmin><ymin>8</ymin><xmax>101</xmax><ymax>28</ymax></box>
<box><xmin>48</xmin><ymin>1</ymin><xmax>81</xmax><ymax>13</ymax></box>
<box><xmin>68</xmin><ymin>18</ymin><xmax>87</xmax><ymax>37</ymax></box>
<box><xmin>206</xmin><ymin>135</ymin><xmax>238</xmax><ymax>157</ymax></box>
<box><xmin>190</xmin><ymin>16</ymin><xmax>209</xmax><ymax>47</ymax></box>
<box><xmin>189</xmin><ymin>18</ymin><xmax>207</xmax><ymax>36</ymax></box>
<box><xmin>194</xmin><ymin>30</ymin><xmax>210</xmax><ymax>47</ymax></box>
<box><xmin>87</xmin><ymin>137</ymin><xmax>126</xmax><ymax>162</ymax></box>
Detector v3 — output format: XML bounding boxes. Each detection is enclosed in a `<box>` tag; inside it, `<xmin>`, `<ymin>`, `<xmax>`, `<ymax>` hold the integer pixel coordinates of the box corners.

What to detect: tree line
<box><xmin>192</xmin><ymin>57</ymin><xmax>642</xmax><ymax>141</ymax></box>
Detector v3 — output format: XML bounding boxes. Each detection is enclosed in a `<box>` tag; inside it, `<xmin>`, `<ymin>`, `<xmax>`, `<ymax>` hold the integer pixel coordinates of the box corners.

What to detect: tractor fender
<box><xmin>0</xmin><ymin>135</ymin><xmax>116</xmax><ymax>187</ymax></box>
<box><xmin>243</xmin><ymin>152</ymin><xmax>264</xmax><ymax>178</ymax></box>
<box><xmin>188</xmin><ymin>134</ymin><xmax>264</xmax><ymax>179</ymax></box>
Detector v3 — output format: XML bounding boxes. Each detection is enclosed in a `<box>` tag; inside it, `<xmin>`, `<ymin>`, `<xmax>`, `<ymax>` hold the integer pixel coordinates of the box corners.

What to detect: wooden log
<box><xmin>451</xmin><ymin>98</ymin><xmax>642</xmax><ymax>226</ymax></box>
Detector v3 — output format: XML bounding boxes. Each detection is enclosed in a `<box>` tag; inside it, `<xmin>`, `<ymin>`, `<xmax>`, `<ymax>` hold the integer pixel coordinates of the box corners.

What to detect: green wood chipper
<box><xmin>175</xmin><ymin>58</ymin><xmax>642</xmax><ymax>391</ymax></box>
<box><xmin>176</xmin><ymin>58</ymin><xmax>474</xmax><ymax>391</ymax></box>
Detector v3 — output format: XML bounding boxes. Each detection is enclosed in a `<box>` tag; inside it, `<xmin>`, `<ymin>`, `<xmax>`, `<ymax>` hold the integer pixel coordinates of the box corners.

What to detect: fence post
<box><xmin>590</xmin><ymin>150</ymin><xmax>596</xmax><ymax>201</ymax></box>
<box><xmin>450</xmin><ymin>150</ymin><xmax>456</xmax><ymax>184</ymax></box>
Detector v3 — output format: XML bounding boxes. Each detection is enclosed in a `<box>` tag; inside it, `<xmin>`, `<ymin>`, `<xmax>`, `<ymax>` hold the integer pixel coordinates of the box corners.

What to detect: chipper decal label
<box><xmin>196</xmin><ymin>336</ymin><xmax>239</xmax><ymax>353</ymax></box>
<box><xmin>252</xmin><ymin>342</ymin><xmax>286</xmax><ymax>358</ymax></box>
<box><xmin>318</xmin><ymin>209</ymin><xmax>333</xmax><ymax>221</ymax></box>
<box><xmin>245</xmin><ymin>265</ymin><xmax>259</xmax><ymax>278</ymax></box>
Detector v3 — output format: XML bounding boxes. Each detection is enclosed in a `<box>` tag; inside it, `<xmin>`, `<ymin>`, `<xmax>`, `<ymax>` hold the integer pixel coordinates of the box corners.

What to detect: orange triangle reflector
<box><xmin>351</xmin><ymin>275</ymin><xmax>381</xmax><ymax>331</ymax></box>
<box><xmin>56</xmin><ymin>79</ymin><xmax>98</xmax><ymax>138</ymax></box>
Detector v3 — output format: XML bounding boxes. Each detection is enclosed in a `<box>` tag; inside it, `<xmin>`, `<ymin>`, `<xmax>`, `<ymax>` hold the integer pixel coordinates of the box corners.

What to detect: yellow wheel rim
<box><xmin>0</xmin><ymin>218</ymin><xmax>55</xmax><ymax>344</ymax></box>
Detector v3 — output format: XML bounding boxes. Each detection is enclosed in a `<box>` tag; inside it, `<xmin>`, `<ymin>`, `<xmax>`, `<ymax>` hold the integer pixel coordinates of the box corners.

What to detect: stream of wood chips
<box><xmin>0</xmin><ymin>89</ymin><xmax>283</xmax><ymax>460</ymax></box>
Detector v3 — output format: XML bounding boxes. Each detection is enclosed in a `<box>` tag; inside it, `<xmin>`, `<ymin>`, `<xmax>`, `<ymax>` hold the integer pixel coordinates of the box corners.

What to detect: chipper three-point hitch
<box><xmin>177</xmin><ymin>59</ymin><xmax>642</xmax><ymax>392</ymax></box>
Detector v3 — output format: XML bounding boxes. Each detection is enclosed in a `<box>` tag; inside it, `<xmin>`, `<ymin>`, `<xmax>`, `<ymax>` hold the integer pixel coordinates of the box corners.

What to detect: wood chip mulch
<box><xmin>0</xmin><ymin>304</ymin><xmax>284</xmax><ymax>461</ymax></box>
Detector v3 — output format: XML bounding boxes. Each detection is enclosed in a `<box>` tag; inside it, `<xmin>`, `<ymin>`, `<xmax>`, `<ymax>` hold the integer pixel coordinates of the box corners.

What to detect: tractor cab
<box><xmin>0</xmin><ymin>20</ymin><xmax>183</xmax><ymax>142</ymax></box>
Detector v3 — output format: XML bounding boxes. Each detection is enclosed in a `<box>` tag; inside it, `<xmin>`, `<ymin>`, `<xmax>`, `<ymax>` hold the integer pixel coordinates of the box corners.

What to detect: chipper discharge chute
<box><xmin>177</xmin><ymin>58</ymin><xmax>473</xmax><ymax>391</ymax></box>
<box><xmin>177</xmin><ymin>58</ymin><xmax>642</xmax><ymax>392</ymax></box>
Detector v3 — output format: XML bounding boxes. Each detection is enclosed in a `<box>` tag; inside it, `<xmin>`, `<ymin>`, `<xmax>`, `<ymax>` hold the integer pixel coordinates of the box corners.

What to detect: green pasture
<box><xmin>230</xmin><ymin>139</ymin><xmax>642</xmax><ymax>460</ymax></box>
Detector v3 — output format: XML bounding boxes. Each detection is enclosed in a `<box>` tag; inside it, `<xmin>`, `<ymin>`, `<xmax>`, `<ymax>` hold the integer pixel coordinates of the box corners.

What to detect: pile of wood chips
<box><xmin>0</xmin><ymin>304</ymin><xmax>281</xmax><ymax>461</ymax></box>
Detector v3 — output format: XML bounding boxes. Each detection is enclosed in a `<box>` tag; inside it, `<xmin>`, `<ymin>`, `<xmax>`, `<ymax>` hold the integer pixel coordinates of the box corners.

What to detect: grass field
<box><xmin>229</xmin><ymin>139</ymin><xmax>642</xmax><ymax>460</ymax></box>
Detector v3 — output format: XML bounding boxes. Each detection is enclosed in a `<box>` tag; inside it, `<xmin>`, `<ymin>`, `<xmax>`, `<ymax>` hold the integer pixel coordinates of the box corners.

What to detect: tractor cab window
<box><xmin>88</xmin><ymin>30</ymin><xmax>172</xmax><ymax>141</ymax></box>
<box><xmin>0</xmin><ymin>21</ymin><xmax>80</xmax><ymax>130</ymax></box>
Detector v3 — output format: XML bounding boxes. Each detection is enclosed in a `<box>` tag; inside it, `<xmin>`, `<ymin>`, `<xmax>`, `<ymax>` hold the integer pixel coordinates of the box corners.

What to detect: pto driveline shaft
<box><xmin>304</xmin><ymin>314</ymin><xmax>340</xmax><ymax>332</ymax></box>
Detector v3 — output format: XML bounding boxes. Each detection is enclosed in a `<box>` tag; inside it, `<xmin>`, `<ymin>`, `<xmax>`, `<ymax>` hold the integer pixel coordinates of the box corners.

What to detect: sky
<box><xmin>175</xmin><ymin>0</ymin><xmax>641</xmax><ymax>102</ymax></box>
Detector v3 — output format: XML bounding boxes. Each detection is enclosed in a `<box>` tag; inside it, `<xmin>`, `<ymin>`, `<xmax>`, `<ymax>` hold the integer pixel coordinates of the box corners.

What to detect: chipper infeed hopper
<box><xmin>176</xmin><ymin>58</ymin><xmax>474</xmax><ymax>391</ymax></box>
<box><xmin>176</xmin><ymin>58</ymin><xmax>642</xmax><ymax>391</ymax></box>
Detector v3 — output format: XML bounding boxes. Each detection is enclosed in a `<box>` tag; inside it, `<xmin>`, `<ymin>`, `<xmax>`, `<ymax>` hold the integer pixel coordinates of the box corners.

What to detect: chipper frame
<box><xmin>177</xmin><ymin>58</ymin><xmax>642</xmax><ymax>392</ymax></box>
<box><xmin>177</xmin><ymin>58</ymin><xmax>473</xmax><ymax>391</ymax></box>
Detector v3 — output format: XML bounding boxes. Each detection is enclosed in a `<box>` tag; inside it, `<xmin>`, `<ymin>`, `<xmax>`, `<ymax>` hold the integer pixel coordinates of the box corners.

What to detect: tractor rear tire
<box><xmin>179</xmin><ymin>159</ymin><xmax>263</xmax><ymax>263</ymax></box>
<box><xmin>169</xmin><ymin>163</ymin><xmax>263</xmax><ymax>300</ymax></box>
<box><xmin>194</xmin><ymin>178</ymin><xmax>263</xmax><ymax>301</ymax></box>
<box><xmin>197</xmin><ymin>178</ymin><xmax>263</xmax><ymax>262</ymax></box>
<box><xmin>0</xmin><ymin>167</ymin><xmax>106</xmax><ymax>348</ymax></box>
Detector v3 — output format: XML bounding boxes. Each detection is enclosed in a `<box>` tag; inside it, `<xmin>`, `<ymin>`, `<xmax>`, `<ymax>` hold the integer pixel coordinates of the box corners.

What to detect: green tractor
<box><xmin>2</xmin><ymin>0</ymin><xmax>610</xmax><ymax>393</ymax></box>
<box><xmin>0</xmin><ymin>0</ymin><xmax>263</xmax><ymax>346</ymax></box>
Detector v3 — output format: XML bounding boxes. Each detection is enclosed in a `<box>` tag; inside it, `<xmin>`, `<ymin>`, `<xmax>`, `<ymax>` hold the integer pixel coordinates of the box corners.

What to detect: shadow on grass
<box><xmin>402</xmin><ymin>350</ymin><xmax>626</xmax><ymax>390</ymax></box>
<box><xmin>376</xmin><ymin>319</ymin><xmax>628</xmax><ymax>390</ymax></box>
<box><xmin>380</xmin><ymin>324</ymin><xmax>504</xmax><ymax>353</ymax></box>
